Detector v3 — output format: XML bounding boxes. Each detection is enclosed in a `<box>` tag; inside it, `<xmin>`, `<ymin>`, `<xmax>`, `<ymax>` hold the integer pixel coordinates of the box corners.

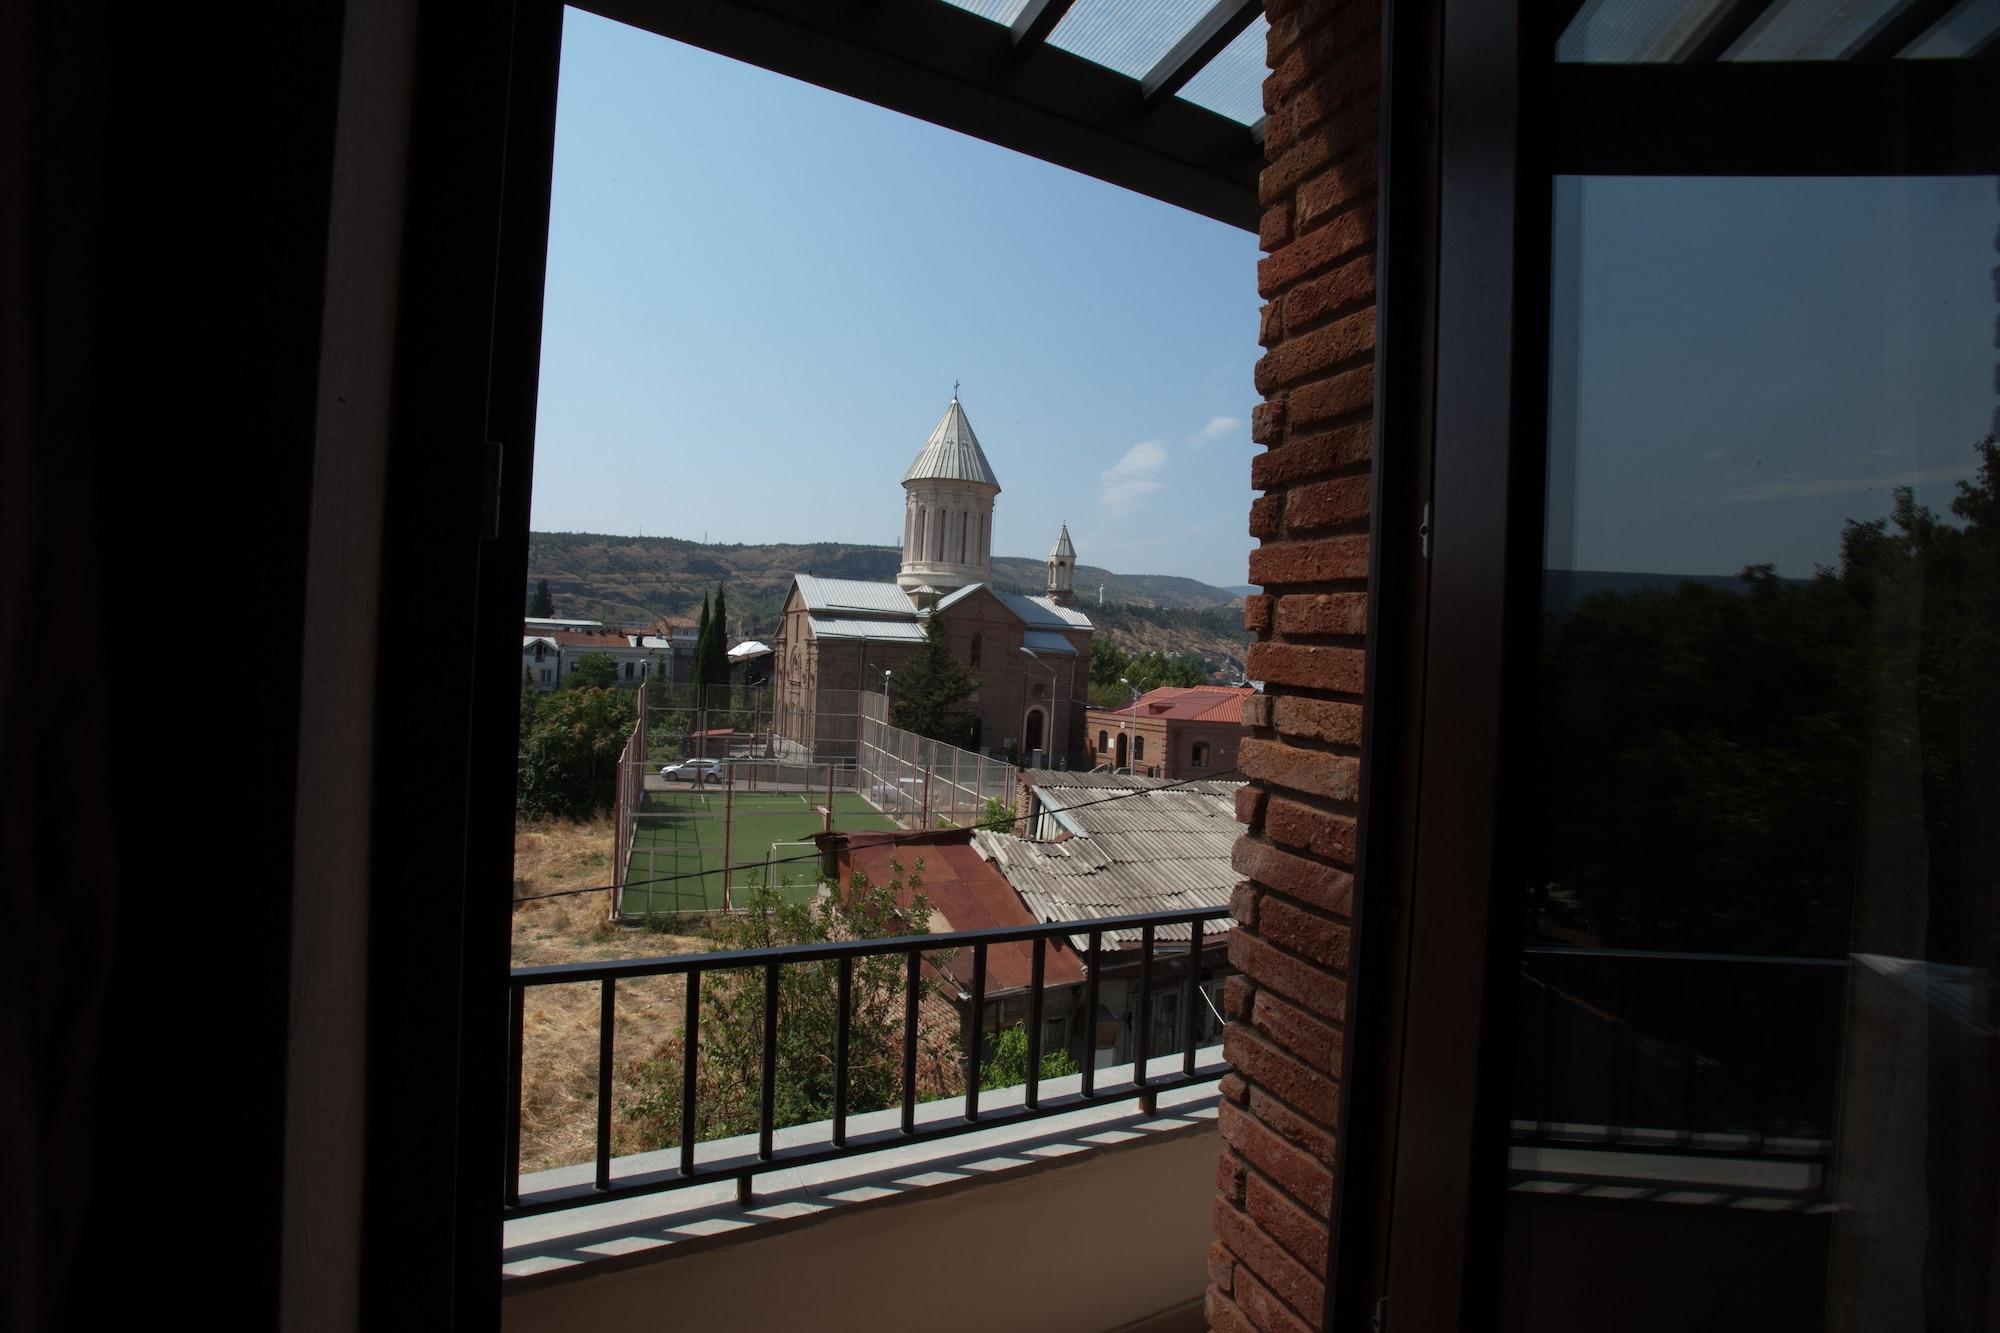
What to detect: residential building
<box><xmin>1087</xmin><ymin>684</ymin><xmax>1257</xmax><ymax>778</ymax></box>
<box><xmin>27</xmin><ymin>3</ymin><xmax>1994</xmax><ymax>1332</ymax></box>
<box><xmin>772</xmin><ymin>394</ymin><xmax>1093</xmax><ymax>766</ymax></box>
<box><xmin>520</xmin><ymin>626</ymin><xmax>670</xmax><ymax>691</ymax></box>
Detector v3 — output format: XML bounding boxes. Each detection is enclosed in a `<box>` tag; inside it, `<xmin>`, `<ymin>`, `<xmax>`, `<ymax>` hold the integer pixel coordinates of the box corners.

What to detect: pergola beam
<box><xmin>1009</xmin><ymin>0</ymin><xmax>1076</xmax><ymax>55</ymax></box>
<box><xmin>1140</xmin><ymin>0</ymin><xmax>1262</xmax><ymax>106</ymax></box>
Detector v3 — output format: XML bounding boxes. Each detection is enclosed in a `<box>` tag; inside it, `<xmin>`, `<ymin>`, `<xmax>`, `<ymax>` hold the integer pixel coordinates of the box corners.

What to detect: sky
<box><xmin>530</xmin><ymin>8</ymin><xmax>1264</xmax><ymax>588</ymax></box>
<box><xmin>1547</xmin><ymin>174</ymin><xmax>2000</xmax><ymax>578</ymax></box>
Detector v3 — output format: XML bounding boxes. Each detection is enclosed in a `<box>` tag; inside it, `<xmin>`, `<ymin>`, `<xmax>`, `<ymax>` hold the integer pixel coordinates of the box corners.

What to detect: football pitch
<box><xmin>621</xmin><ymin>789</ymin><xmax>900</xmax><ymax>916</ymax></box>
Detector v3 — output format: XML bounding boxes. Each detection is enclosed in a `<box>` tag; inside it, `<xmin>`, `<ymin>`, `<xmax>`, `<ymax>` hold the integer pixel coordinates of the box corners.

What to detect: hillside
<box><xmin>526</xmin><ymin>532</ymin><xmax>1251</xmax><ymax>675</ymax></box>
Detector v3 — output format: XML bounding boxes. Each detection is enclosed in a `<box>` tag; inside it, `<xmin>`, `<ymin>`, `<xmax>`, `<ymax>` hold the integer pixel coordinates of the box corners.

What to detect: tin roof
<box><xmin>1048</xmin><ymin>523</ymin><xmax>1075</xmax><ymax>560</ymax></box>
<box><xmin>807</xmin><ymin>616</ymin><xmax>929</xmax><ymax>642</ymax></box>
<box><xmin>795</xmin><ymin>574</ymin><xmax>920</xmax><ymax>617</ymax></box>
<box><xmin>1021</xmin><ymin>630</ymin><xmax>1079</xmax><ymax>656</ymax></box>
<box><xmin>902</xmin><ymin>396</ymin><xmax>1001</xmax><ymax>490</ymax></box>
<box><xmin>995</xmin><ymin>591</ymin><xmax>1093</xmax><ymax>630</ymax></box>
<box><xmin>972</xmin><ymin>773</ymin><xmax>1244</xmax><ymax>950</ymax></box>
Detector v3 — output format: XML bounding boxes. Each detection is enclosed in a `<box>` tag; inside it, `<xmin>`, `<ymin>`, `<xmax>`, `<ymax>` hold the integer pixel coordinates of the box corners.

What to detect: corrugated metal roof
<box><xmin>994</xmin><ymin>591</ymin><xmax>1093</xmax><ymax>629</ymax></box>
<box><xmin>903</xmin><ymin>396</ymin><xmax>1001</xmax><ymax>489</ymax></box>
<box><xmin>1021</xmin><ymin>630</ymin><xmax>1078</xmax><ymax>655</ymax></box>
<box><xmin>972</xmin><ymin>774</ymin><xmax>1245</xmax><ymax>950</ymax></box>
<box><xmin>1048</xmin><ymin>523</ymin><xmax>1075</xmax><ymax>560</ymax></box>
<box><xmin>934</xmin><ymin>583</ymin><xmax>985</xmax><ymax>611</ymax></box>
<box><xmin>808</xmin><ymin>616</ymin><xmax>928</xmax><ymax>642</ymax></box>
<box><xmin>795</xmin><ymin>574</ymin><xmax>920</xmax><ymax>617</ymax></box>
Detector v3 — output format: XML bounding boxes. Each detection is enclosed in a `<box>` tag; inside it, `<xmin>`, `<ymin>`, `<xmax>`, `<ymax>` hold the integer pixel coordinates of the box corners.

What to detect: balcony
<box><xmin>502</xmin><ymin>906</ymin><xmax>1231</xmax><ymax>1333</ymax></box>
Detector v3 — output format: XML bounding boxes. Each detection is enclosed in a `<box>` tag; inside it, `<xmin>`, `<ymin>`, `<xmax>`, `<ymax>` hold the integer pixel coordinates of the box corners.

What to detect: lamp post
<box><xmin>1118</xmin><ymin>675</ymin><xmax>1140</xmax><ymax>773</ymax></box>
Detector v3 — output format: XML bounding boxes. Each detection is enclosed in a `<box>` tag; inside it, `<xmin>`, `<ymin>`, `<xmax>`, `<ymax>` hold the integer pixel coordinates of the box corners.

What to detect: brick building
<box><xmin>1087</xmin><ymin>684</ymin><xmax>1257</xmax><ymax>779</ymax></box>
<box><xmin>772</xmin><ymin>395</ymin><xmax>1092</xmax><ymax>767</ymax></box>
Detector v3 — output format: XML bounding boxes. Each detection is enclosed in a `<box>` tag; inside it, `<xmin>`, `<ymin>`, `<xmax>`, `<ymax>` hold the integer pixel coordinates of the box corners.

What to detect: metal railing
<box><xmin>1513</xmin><ymin>945</ymin><xmax>1849</xmax><ymax>1164</ymax></box>
<box><xmin>504</xmin><ymin>904</ymin><xmax>1230</xmax><ymax>1219</ymax></box>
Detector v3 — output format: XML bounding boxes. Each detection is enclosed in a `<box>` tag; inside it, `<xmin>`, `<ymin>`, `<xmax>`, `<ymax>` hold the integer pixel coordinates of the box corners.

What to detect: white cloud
<box><xmin>1187</xmin><ymin>416</ymin><xmax>1241</xmax><ymax>450</ymax></box>
<box><xmin>1098</xmin><ymin>440</ymin><xmax>1169</xmax><ymax>519</ymax></box>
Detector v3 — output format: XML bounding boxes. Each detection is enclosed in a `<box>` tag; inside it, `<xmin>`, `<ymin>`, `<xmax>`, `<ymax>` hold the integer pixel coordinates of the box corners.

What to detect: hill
<box><xmin>526</xmin><ymin>532</ymin><xmax>1251</xmax><ymax>675</ymax></box>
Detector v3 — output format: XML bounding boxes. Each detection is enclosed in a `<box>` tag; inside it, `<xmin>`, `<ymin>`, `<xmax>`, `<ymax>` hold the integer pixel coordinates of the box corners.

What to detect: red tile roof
<box><xmin>822</xmin><ymin>829</ymin><xmax>1086</xmax><ymax>996</ymax></box>
<box><xmin>1117</xmin><ymin>685</ymin><xmax>1256</xmax><ymax>723</ymax></box>
<box><xmin>549</xmin><ymin>630</ymin><xmax>633</xmax><ymax>649</ymax></box>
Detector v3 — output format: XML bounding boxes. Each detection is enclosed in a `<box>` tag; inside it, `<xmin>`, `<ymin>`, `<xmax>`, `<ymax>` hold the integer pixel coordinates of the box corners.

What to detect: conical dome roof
<box><xmin>903</xmin><ymin>396</ymin><xmax>1001</xmax><ymax>490</ymax></box>
<box><xmin>1048</xmin><ymin>523</ymin><xmax>1075</xmax><ymax>561</ymax></box>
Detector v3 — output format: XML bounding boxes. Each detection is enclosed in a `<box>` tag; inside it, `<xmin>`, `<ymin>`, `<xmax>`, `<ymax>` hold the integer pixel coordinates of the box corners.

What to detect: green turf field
<box><xmin>621</xmin><ymin>789</ymin><xmax>899</xmax><ymax>917</ymax></box>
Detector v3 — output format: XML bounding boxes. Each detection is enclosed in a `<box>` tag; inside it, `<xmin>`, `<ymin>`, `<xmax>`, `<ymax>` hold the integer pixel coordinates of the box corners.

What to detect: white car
<box><xmin>660</xmin><ymin>758</ymin><xmax>724</xmax><ymax>782</ymax></box>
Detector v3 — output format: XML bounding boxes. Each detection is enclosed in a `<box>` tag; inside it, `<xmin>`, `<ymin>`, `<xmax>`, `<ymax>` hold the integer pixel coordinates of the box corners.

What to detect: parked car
<box><xmin>660</xmin><ymin>758</ymin><xmax>725</xmax><ymax>782</ymax></box>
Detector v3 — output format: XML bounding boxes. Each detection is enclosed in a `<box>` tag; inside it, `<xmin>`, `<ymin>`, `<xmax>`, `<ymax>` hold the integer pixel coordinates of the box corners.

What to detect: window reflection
<box><xmin>1505</xmin><ymin>176</ymin><xmax>1999</xmax><ymax>1332</ymax></box>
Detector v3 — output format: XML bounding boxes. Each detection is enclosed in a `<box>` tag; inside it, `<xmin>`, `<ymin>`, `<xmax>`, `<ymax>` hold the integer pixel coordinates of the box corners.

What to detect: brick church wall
<box><xmin>1206</xmin><ymin>0</ymin><xmax>1380</xmax><ymax>1329</ymax></box>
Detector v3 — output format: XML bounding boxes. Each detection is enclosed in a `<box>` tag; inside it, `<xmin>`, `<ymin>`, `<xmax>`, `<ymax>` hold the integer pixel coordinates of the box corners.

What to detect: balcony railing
<box><xmin>505</xmin><ymin>905</ymin><xmax>1231</xmax><ymax>1219</ymax></box>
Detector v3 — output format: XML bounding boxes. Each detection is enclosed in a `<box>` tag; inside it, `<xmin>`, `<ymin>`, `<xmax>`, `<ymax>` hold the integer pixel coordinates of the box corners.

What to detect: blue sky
<box><xmin>1548</xmin><ymin>174</ymin><xmax>2000</xmax><ymax>578</ymax></box>
<box><xmin>530</xmin><ymin>8</ymin><xmax>1263</xmax><ymax>587</ymax></box>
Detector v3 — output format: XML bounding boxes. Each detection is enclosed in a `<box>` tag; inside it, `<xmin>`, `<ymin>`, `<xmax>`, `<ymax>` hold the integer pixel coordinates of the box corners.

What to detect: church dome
<box><xmin>903</xmin><ymin>395</ymin><xmax>1001</xmax><ymax>491</ymax></box>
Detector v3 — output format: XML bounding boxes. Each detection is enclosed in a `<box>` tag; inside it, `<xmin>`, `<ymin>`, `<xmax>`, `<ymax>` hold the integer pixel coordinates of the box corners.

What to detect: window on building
<box><xmin>1192</xmin><ymin>741</ymin><xmax>1209</xmax><ymax>768</ymax></box>
<box><xmin>623</xmin><ymin>661</ymin><xmax>634</xmax><ymax>679</ymax></box>
<box><xmin>970</xmin><ymin>633</ymin><xmax>981</xmax><ymax>668</ymax></box>
<box><xmin>1098</xmin><ymin>730</ymin><xmax>1108</xmax><ymax>753</ymax></box>
<box><xmin>1133</xmin><ymin>736</ymin><xmax>1144</xmax><ymax>762</ymax></box>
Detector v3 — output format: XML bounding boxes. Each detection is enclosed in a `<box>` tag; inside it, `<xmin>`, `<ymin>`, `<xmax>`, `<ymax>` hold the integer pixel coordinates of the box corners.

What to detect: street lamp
<box><xmin>1117</xmin><ymin>675</ymin><xmax>1140</xmax><ymax>774</ymax></box>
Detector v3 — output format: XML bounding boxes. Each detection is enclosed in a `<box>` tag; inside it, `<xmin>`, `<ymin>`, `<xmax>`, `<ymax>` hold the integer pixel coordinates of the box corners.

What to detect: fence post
<box><xmin>922</xmin><ymin>766</ymin><xmax>932</xmax><ymax>829</ymax></box>
<box><xmin>723</xmin><ymin>767</ymin><xmax>735</xmax><ymax>911</ymax></box>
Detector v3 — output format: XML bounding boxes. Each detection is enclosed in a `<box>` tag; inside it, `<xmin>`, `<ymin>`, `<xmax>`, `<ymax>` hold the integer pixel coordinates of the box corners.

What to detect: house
<box><xmin>27</xmin><ymin>2</ymin><xmax>1990</xmax><ymax>1330</ymax></box>
<box><xmin>519</xmin><ymin>626</ymin><xmax>665</xmax><ymax>690</ymax></box>
<box><xmin>1086</xmin><ymin>684</ymin><xmax>1256</xmax><ymax>778</ymax></box>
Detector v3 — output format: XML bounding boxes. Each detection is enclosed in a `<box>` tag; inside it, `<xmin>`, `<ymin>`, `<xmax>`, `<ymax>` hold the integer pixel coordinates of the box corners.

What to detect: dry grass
<box><xmin>512</xmin><ymin>814</ymin><xmax>702</xmax><ymax>1171</ymax></box>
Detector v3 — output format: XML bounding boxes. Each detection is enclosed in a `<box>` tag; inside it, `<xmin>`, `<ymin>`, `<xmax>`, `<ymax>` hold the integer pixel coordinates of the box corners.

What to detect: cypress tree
<box><xmin>707</xmin><ymin>583</ymin><xmax>731</xmax><ymax>691</ymax></box>
<box><xmin>695</xmin><ymin>592</ymin><xmax>712</xmax><ymax>691</ymax></box>
<box><xmin>529</xmin><ymin>578</ymin><xmax>554</xmax><ymax>617</ymax></box>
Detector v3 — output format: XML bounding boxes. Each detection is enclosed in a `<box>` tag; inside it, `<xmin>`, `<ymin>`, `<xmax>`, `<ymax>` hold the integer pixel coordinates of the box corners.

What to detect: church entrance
<box><xmin>1023</xmin><ymin>708</ymin><xmax>1044</xmax><ymax>759</ymax></box>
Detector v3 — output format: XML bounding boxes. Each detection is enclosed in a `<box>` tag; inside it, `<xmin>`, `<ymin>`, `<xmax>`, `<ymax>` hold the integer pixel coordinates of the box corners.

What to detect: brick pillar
<box><xmin>1207</xmin><ymin>1</ymin><xmax>1380</xmax><ymax>1330</ymax></box>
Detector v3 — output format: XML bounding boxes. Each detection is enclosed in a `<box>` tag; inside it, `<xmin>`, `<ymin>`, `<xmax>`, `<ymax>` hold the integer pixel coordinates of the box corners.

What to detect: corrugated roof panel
<box><xmin>1047</xmin><ymin>0</ymin><xmax>1217</xmax><ymax>79</ymax></box>
<box><xmin>1903</xmin><ymin>0</ymin><xmax>2000</xmax><ymax>55</ymax></box>
<box><xmin>937</xmin><ymin>0</ymin><xmax>1033</xmax><ymax>24</ymax></box>
<box><xmin>994</xmin><ymin>591</ymin><xmax>1094</xmax><ymax>629</ymax></box>
<box><xmin>1175</xmin><ymin>13</ymin><xmax>1270</xmax><ymax>124</ymax></box>
<box><xmin>796</xmin><ymin>574</ymin><xmax>920</xmax><ymax>616</ymax></box>
<box><xmin>808</xmin><ymin>617</ymin><xmax>929</xmax><ymax>642</ymax></box>
<box><xmin>903</xmin><ymin>397</ymin><xmax>1001</xmax><ymax>488</ymax></box>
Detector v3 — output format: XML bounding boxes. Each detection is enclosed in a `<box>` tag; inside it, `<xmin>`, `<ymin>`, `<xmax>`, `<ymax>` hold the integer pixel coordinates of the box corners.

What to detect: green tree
<box><xmin>529</xmin><ymin>578</ymin><xmax>554</xmax><ymax>617</ymax></box>
<box><xmin>516</xmin><ymin>683</ymin><xmax>635</xmax><ymax>817</ymax></box>
<box><xmin>1089</xmin><ymin>638</ymin><xmax>1130</xmax><ymax>688</ymax></box>
<box><xmin>561</xmin><ymin>651</ymin><xmax>617</xmax><ymax>690</ymax></box>
<box><xmin>891</xmin><ymin>616</ymin><xmax>981</xmax><ymax>747</ymax></box>
<box><xmin>694</xmin><ymin>592</ymin><xmax>713</xmax><ymax>690</ymax></box>
<box><xmin>518</xmin><ymin>667</ymin><xmax>540</xmax><ymax>751</ymax></box>
<box><xmin>705</xmin><ymin>583</ymin><xmax>732</xmax><ymax>697</ymax></box>
<box><xmin>977</xmin><ymin>794</ymin><xmax>1016</xmax><ymax>833</ymax></box>
<box><xmin>979</xmin><ymin>1022</ymin><xmax>1079</xmax><ymax>1091</ymax></box>
<box><xmin>624</xmin><ymin>866</ymin><xmax>956</xmax><ymax>1145</ymax></box>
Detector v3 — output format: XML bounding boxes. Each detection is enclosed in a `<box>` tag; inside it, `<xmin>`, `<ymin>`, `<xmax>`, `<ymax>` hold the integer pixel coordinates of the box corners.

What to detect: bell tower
<box><xmin>898</xmin><ymin>390</ymin><xmax>1001</xmax><ymax>595</ymax></box>
<box><xmin>1046</xmin><ymin>523</ymin><xmax>1076</xmax><ymax>607</ymax></box>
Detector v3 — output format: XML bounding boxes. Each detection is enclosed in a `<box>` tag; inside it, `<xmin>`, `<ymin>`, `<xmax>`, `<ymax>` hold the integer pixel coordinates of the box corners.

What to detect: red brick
<box><xmin>1250</xmin><ymin>423</ymin><xmax>1373</xmax><ymax>489</ymax></box>
<box><xmin>1282</xmin><ymin>254</ymin><xmax>1375</xmax><ymax>334</ymax></box>
<box><xmin>1246</xmin><ymin>1171</ymin><xmax>1331</xmax><ymax>1275</ymax></box>
<box><xmin>1261</xmin><ymin>123</ymin><xmax>1344</xmax><ymax>208</ymax></box>
<box><xmin>1235</xmin><ymin>1269</ymin><xmax>1318</xmax><ymax>1333</ymax></box>
<box><xmin>1255</xmin><ymin>308</ymin><xmax>1375</xmax><ymax>394</ymax></box>
<box><xmin>1283</xmin><ymin>477</ymin><xmax>1372</xmax><ymax>532</ymax></box>
<box><xmin>1238</xmin><ymin>738</ymin><xmax>1360</xmax><ymax>804</ymax></box>
<box><xmin>1205</xmin><ymin>1288</ymin><xmax>1258</xmax><ymax>1333</ymax></box>
<box><xmin>1250</xmin><ymin>400</ymin><xmax>1286</xmax><ymax>444</ymax></box>
<box><xmin>1234</xmin><ymin>784</ymin><xmax>1269</xmax><ymax>828</ymax></box>
<box><xmin>1267</xmin><ymin>35</ymin><xmax>1379</xmax><ymax>116</ymax></box>
<box><xmin>1298</xmin><ymin>150</ymin><xmax>1379</xmax><ymax>233</ymax></box>
<box><xmin>1249</xmin><ymin>493</ymin><xmax>1285</xmax><ymax>539</ymax></box>
<box><xmin>1272</xmin><ymin>590</ymin><xmax>1368</xmax><ymax>636</ymax></box>
<box><xmin>1248</xmin><ymin>1083</ymin><xmax>1339</xmax><ymax>1167</ymax></box>
<box><xmin>1288</xmin><ymin>80</ymin><xmax>1378</xmax><ymax>149</ymax></box>
<box><xmin>1253</xmin><ymin>988</ymin><xmax>1344</xmax><ymax>1075</ymax></box>
<box><xmin>1244</xmin><ymin>641</ymin><xmax>1365</xmax><ymax>691</ymax></box>
<box><xmin>1259</xmin><ymin>896</ymin><xmax>1350</xmax><ymax>971</ymax></box>
<box><xmin>1260</xmin><ymin>201</ymin><xmax>1292</xmax><ymax>253</ymax></box>
<box><xmin>1226</xmin><ymin>1024</ymin><xmax>1341</xmax><ymax>1123</ymax></box>
<box><xmin>1242</xmin><ymin>594</ymin><xmax>1273</xmax><ymax>633</ymax></box>
<box><xmin>1230</xmin><ymin>882</ymin><xmax>1260</xmax><ymax>929</ymax></box>
<box><xmin>1267</xmin><ymin>0</ymin><xmax>1380</xmax><ymax>66</ymax></box>
<box><xmin>1272</xmin><ymin>696</ymin><xmax>1363</xmax><ymax>746</ymax></box>
<box><xmin>1208</xmin><ymin>1239</ymin><xmax>1238</xmax><ymax>1293</ymax></box>
<box><xmin>1233</xmin><ymin>834</ymin><xmax>1356</xmax><ymax>915</ymax></box>
<box><xmin>1223</xmin><ymin>974</ymin><xmax>1256</xmax><ymax>1020</ymax></box>
<box><xmin>1265</xmin><ymin>796</ymin><xmax>1359</xmax><ymax>863</ymax></box>
<box><xmin>1220</xmin><ymin>1072</ymin><xmax>1250</xmax><ymax>1105</ymax></box>
<box><xmin>1288</xmin><ymin>365</ymin><xmax>1374</xmax><ymax>427</ymax></box>
<box><xmin>1247</xmin><ymin>537</ymin><xmax>1368</xmax><ymax>587</ymax></box>
<box><xmin>1230</xmin><ymin>929</ymin><xmax>1346</xmax><ymax>1023</ymax></box>
<box><xmin>1242</xmin><ymin>693</ymin><xmax>1275</xmax><ymax>729</ymax></box>
<box><xmin>1213</xmin><ymin>1197</ymin><xmax>1326</xmax><ymax>1320</ymax></box>
<box><xmin>1257</xmin><ymin>205</ymin><xmax>1375</xmax><ymax>298</ymax></box>
<box><xmin>1259</xmin><ymin>299</ymin><xmax>1284</xmax><ymax>348</ymax></box>
<box><xmin>1219</xmin><ymin>1098</ymin><xmax>1336</xmax><ymax>1214</ymax></box>
<box><xmin>1217</xmin><ymin>1146</ymin><xmax>1248</xmax><ymax>1206</ymax></box>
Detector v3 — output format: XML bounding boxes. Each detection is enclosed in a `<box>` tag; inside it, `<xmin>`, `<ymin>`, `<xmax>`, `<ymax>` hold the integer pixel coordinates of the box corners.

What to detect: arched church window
<box><xmin>959</xmin><ymin>511</ymin><xmax>968</xmax><ymax>563</ymax></box>
<box><xmin>970</xmin><ymin>634</ymin><xmax>982</xmax><ymax>668</ymax></box>
<box><xmin>1098</xmin><ymin>730</ymin><xmax>1108</xmax><ymax>752</ymax></box>
<box><xmin>1133</xmin><ymin>736</ymin><xmax>1145</xmax><ymax>762</ymax></box>
<box><xmin>915</xmin><ymin>509</ymin><xmax>926</xmax><ymax>558</ymax></box>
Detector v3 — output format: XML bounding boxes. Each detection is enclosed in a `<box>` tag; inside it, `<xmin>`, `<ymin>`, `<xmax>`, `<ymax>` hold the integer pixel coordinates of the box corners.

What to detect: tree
<box><xmin>560</xmin><ymin>651</ymin><xmax>617</xmax><ymax>690</ymax></box>
<box><xmin>694</xmin><ymin>592</ymin><xmax>712</xmax><ymax>688</ymax></box>
<box><xmin>529</xmin><ymin>578</ymin><xmax>554</xmax><ymax>617</ymax></box>
<box><xmin>704</xmin><ymin>583</ymin><xmax>732</xmax><ymax>696</ymax></box>
<box><xmin>516</xmin><ymin>683</ymin><xmax>634</xmax><ymax>817</ymax></box>
<box><xmin>623</xmin><ymin>866</ymin><xmax>959</xmax><ymax>1145</ymax></box>
<box><xmin>891</xmin><ymin>616</ymin><xmax>981</xmax><ymax>747</ymax></box>
<box><xmin>518</xmin><ymin>667</ymin><xmax>540</xmax><ymax>751</ymax></box>
<box><xmin>979</xmin><ymin>1022</ymin><xmax>1079</xmax><ymax>1091</ymax></box>
<box><xmin>977</xmin><ymin>794</ymin><xmax>1016</xmax><ymax>833</ymax></box>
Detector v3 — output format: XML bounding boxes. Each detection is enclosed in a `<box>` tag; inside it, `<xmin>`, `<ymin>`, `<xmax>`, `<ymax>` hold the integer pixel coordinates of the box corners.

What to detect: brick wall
<box><xmin>1207</xmin><ymin>0</ymin><xmax>1380</xmax><ymax>1328</ymax></box>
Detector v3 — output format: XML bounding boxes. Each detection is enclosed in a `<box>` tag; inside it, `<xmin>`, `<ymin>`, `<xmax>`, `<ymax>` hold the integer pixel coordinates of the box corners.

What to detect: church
<box><xmin>772</xmin><ymin>394</ymin><xmax>1093</xmax><ymax>768</ymax></box>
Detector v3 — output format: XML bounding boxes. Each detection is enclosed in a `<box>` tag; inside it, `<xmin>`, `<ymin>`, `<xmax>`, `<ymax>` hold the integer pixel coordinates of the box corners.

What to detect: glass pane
<box><xmin>1557</xmin><ymin>0</ymin><xmax>1740</xmax><ymax>62</ymax></box>
<box><xmin>1046</xmin><ymin>0</ymin><xmax>1216</xmax><ymax>79</ymax></box>
<box><xmin>1177</xmin><ymin>15</ymin><xmax>1271</xmax><ymax>125</ymax></box>
<box><xmin>1901</xmin><ymin>0</ymin><xmax>2000</xmax><ymax>55</ymax></box>
<box><xmin>1504</xmin><ymin>175</ymin><xmax>2000</xmax><ymax>1330</ymax></box>
<box><xmin>1726</xmin><ymin>0</ymin><xmax>1912</xmax><ymax>58</ymax></box>
<box><xmin>936</xmin><ymin>0</ymin><xmax>1034</xmax><ymax>25</ymax></box>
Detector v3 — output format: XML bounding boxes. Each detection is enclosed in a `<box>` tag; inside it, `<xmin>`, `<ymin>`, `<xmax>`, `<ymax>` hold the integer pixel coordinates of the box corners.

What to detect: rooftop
<box><xmin>902</xmin><ymin>395</ymin><xmax>1001</xmax><ymax>489</ymax></box>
